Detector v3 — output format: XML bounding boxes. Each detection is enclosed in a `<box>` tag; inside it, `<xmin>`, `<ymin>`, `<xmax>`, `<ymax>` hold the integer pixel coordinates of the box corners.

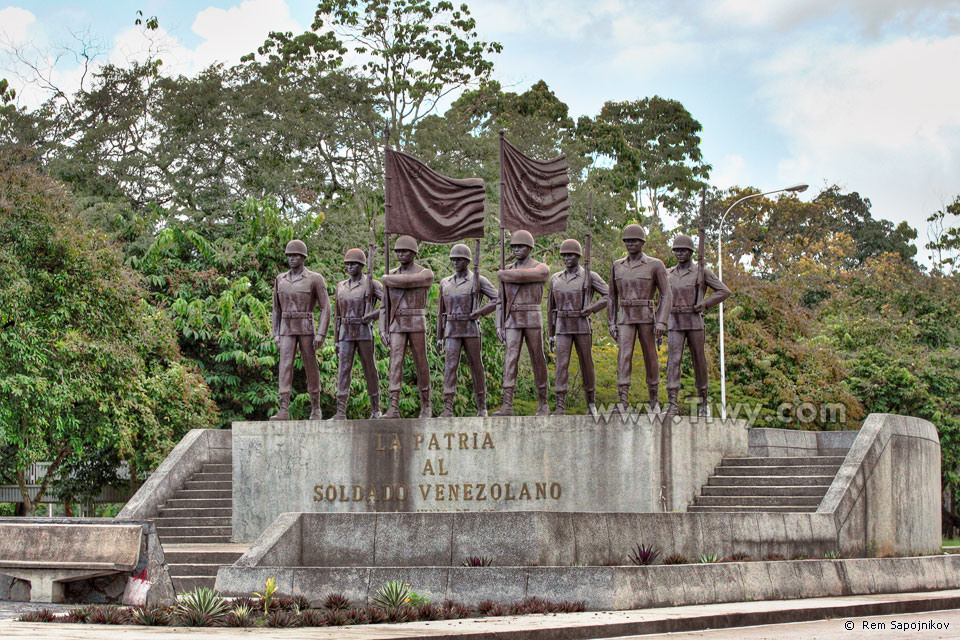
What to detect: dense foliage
<box><xmin>2</xmin><ymin>1</ymin><xmax>959</xmax><ymax>525</ymax></box>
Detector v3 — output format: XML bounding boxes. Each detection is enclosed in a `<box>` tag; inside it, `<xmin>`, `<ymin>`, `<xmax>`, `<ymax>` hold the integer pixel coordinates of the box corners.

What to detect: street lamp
<box><xmin>717</xmin><ymin>183</ymin><xmax>808</xmax><ymax>419</ymax></box>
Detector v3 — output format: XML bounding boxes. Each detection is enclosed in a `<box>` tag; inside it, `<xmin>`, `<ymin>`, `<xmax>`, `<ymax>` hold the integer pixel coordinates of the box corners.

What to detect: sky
<box><xmin>2</xmin><ymin>0</ymin><xmax>960</xmax><ymax>263</ymax></box>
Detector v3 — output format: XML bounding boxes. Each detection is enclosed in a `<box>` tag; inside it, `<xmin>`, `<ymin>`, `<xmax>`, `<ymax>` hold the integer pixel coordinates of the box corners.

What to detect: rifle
<box><xmin>695</xmin><ymin>188</ymin><xmax>706</xmax><ymax>310</ymax></box>
<box><xmin>382</xmin><ymin>126</ymin><xmax>392</xmax><ymax>344</ymax></box>
<box><xmin>472</xmin><ymin>239</ymin><xmax>481</xmax><ymax>314</ymax></box>
<box><xmin>367</xmin><ymin>219</ymin><xmax>376</xmax><ymax>323</ymax></box>
<box><xmin>581</xmin><ymin>191</ymin><xmax>593</xmax><ymax>311</ymax></box>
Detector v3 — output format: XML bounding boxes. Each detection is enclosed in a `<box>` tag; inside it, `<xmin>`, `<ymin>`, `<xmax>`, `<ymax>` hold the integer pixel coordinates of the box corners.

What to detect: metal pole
<box><xmin>716</xmin><ymin>184</ymin><xmax>807</xmax><ymax>420</ymax></box>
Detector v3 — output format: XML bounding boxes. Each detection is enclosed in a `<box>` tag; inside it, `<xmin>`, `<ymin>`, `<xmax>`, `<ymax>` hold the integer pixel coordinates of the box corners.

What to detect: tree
<box><xmin>927</xmin><ymin>195</ymin><xmax>960</xmax><ymax>274</ymax></box>
<box><xmin>295</xmin><ymin>0</ymin><xmax>502</xmax><ymax>143</ymax></box>
<box><xmin>0</xmin><ymin>152</ymin><xmax>218</xmax><ymax>515</ymax></box>
<box><xmin>577</xmin><ymin>97</ymin><xmax>710</xmax><ymax>224</ymax></box>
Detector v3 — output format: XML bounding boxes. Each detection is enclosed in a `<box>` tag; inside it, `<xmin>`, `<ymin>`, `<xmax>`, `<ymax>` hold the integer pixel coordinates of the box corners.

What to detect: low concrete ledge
<box><xmin>0</xmin><ymin>518</ymin><xmax>174</xmax><ymax>605</ymax></box>
<box><xmin>748</xmin><ymin>428</ymin><xmax>858</xmax><ymax>457</ymax></box>
<box><xmin>117</xmin><ymin>428</ymin><xmax>230</xmax><ymax>521</ymax></box>
<box><xmin>818</xmin><ymin>413</ymin><xmax>941</xmax><ymax>556</ymax></box>
<box><xmin>237</xmin><ymin>510</ymin><xmax>840</xmax><ymax>568</ymax></box>
<box><xmin>215</xmin><ymin>554</ymin><xmax>960</xmax><ymax>611</ymax></box>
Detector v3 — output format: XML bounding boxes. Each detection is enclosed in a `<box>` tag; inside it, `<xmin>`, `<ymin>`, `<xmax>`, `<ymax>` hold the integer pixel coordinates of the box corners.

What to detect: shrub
<box><xmin>824</xmin><ymin>550</ymin><xmax>842</xmax><ymax>559</ymax></box>
<box><xmin>628</xmin><ymin>543</ymin><xmax>661</xmax><ymax>566</ymax></box>
<box><xmin>62</xmin><ymin>606</ymin><xmax>96</xmax><ymax>623</ymax></box>
<box><xmin>177</xmin><ymin>610</ymin><xmax>218</xmax><ymax>627</ymax></box>
<box><xmin>698</xmin><ymin>553</ymin><xmax>721</xmax><ymax>563</ymax></box>
<box><xmin>17</xmin><ymin>609</ymin><xmax>56</xmax><ymax>623</ymax></box>
<box><xmin>372</xmin><ymin>581</ymin><xmax>411</xmax><ymax>609</ymax></box>
<box><xmin>387</xmin><ymin>604</ymin><xmax>416</xmax><ymax>623</ymax></box>
<box><xmin>266</xmin><ymin>610</ymin><xmax>300</xmax><ymax>628</ymax></box>
<box><xmin>462</xmin><ymin>556</ymin><xmax>493</xmax><ymax>566</ymax></box>
<box><xmin>476</xmin><ymin>599</ymin><xmax>496</xmax><ymax>615</ymax></box>
<box><xmin>299</xmin><ymin>609</ymin><xmax>328</xmax><ymax>627</ymax></box>
<box><xmin>326</xmin><ymin>609</ymin><xmax>349</xmax><ymax>626</ymax></box>
<box><xmin>347</xmin><ymin>607</ymin><xmax>370</xmax><ymax>624</ymax></box>
<box><xmin>231</xmin><ymin>597</ymin><xmax>257</xmax><ymax>611</ymax></box>
<box><xmin>128</xmin><ymin>605</ymin><xmax>171</xmax><ymax>626</ymax></box>
<box><xmin>291</xmin><ymin>594</ymin><xmax>312</xmax><ymax>611</ymax></box>
<box><xmin>416</xmin><ymin>603</ymin><xmax>444</xmax><ymax>620</ymax></box>
<box><xmin>323</xmin><ymin>592</ymin><xmax>352</xmax><ymax>611</ymax></box>
<box><xmin>274</xmin><ymin>597</ymin><xmax>296</xmax><ymax>612</ymax></box>
<box><xmin>366</xmin><ymin>606</ymin><xmax>389</xmax><ymax>623</ymax></box>
<box><xmin>664</xmin><ymin>554</ymin><xmax>688</xmax><ymax>565</ymax></box>
<box><xmin>89</xmin><ymin>606</ymin><xmax>126</xmax><ymax>625</ymax></box>
<box><xmin>222</xmin><ymin>604</ymin><xmax>256</xmax><ymax>628</ymax></box>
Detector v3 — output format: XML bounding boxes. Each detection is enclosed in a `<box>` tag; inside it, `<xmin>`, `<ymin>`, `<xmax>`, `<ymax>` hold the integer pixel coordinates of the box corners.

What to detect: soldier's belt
<box><xmin>556</xmin><ymin>310</ymin><xmax>582</xmax><ymax>317</ymax></box>
<box><xmin>282</xmin><ymin>311</ymin><xmax>314</xmax><ymax>319</ymax></box>
<box><xmin>619</xmin><ymin>299</ymin><xmax>654</xmax><ymax>307</ymax></box>
<box><xmin>447</xmin><ymin>313</ymin><xmax>473</xmax><ymax>321</ymax></box>
<box><xmin>394</xmin><ymin>309</ymin><xmax>426</xmax><ymax>316</ymax></box>
<box><xmin>672</xmin><ymin>306</ymin><xmax>699</xmax><ymax>314</ymax></box>
<box><xmin>511</xmin><ymin>303</ymin><xmax>541</xmax><ymax>311</ymax></box>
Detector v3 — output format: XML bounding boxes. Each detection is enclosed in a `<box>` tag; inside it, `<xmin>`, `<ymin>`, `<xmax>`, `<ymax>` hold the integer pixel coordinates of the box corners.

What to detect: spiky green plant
<box><xmin>323</xmin><ymin>592</ymin><xmax>351</xmax><ymax>611</ymax></box>
<box><xmin>128</xmin><ymin>605</ymin><xmax>171</xmax><ymax>626</ymax></box>
<box><xmin>177</xmin><ymin>609</ymin><xmax>218</xmax><ymax>627</ymax></box>
<box><xmin>177</xmin><ymin>587</ymin><xmax>229</xmax><ymax>619</ymax></box>
<box><xmin>824</xmin><ymin>550</ymin><xmax>842</xmax><ymax>559</ymax></box>
<box><xmin>222</xmin><ymin>604</ymin><xmax>255</xmax><ymax>628</ymax></box>
<box><xmin>300</xmin><ymin>609</ymin><xmax>328</xmax><ymax>626</ymax></box>
<box><xmin>17</xmin><ymin>609</ymin><xmax>56</xmax><ymax>623</ymax></box>
<box><xmin>371</xmin><ymin>580</ymin><xmax>411</xmax><ymax>609</ymax></box>
<box><xmin>266</xmin><ymin>610</ymin><xmax>300</xmax><ymax>628</ymax></box>
<box><xmin>628</xmin><ymin>543</ymin><xmax>661</xmax><ymax>565</ymax></box>
<box><xmin>698</xmin><ymin>552</ymin><xmax>721</xmax><ymax>563</ymax></box>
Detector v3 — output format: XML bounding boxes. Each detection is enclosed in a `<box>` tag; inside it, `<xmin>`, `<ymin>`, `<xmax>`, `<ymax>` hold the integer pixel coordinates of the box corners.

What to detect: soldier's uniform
<box><xmin>271</xmin><ymin>240</ymin><xmax>330</xmax><ymax>420</ymax></box>
<box><xmin>333</xmin><ymin>259</ymin><xmax>383</xmax><ymax>419</ymax></box>
<box><xmin>666</xmin><ymin>234</ymin><xmax>730</xmax><ymax>416</ymax></box>
<box><xmin>495</xmin><ymin>230</ymin><xmax>551</xmax><ymax>416</ymax></box>
<box><xmin>609</xmin><ymin>233</ymin><xmax>672</xmax><ymax>410</ymax></box>
<box><xmin>547</xmin><ymin>260</ymin><xmax>609</xmax><ymax>415</ymax></box>
<box><xmin>380</xmin><ymin>236</ymin><xmax>434</xmax><ymax>419</ymax></box>
<box><xmin>438</xmin><ymin>270</ymin><xmax>498</xmax><ymax>415</ymax></box>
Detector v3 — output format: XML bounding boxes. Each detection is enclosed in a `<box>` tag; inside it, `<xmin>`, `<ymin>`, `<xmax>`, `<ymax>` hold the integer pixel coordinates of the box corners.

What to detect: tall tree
<box><xmin>577</xmin><ymin>96</ymin><xmax>710</xmax><ymax>224</ymax></box>
<box><xmin>927</xmin><ymin>195</ymin><xmax>960</xmax><ymax>274</ymax></box>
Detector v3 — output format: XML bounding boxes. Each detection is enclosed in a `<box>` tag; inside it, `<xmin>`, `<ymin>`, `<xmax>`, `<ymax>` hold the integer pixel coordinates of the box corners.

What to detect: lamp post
<box><xmin>717</xmin><ymin>183</ymin><xmax>808</xmax><ymax>419</ymax></box>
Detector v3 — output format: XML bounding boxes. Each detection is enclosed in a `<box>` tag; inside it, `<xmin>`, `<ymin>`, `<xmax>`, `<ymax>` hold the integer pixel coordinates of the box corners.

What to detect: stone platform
<box><xmin>232</xmin><ymin>414</ymin><xmax>750</xmax><ymax>542</ymax></box>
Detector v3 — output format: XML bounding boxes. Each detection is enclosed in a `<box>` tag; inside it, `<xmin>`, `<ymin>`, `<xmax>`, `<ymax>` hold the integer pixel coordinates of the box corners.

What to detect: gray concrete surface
<box><xmin>216</xmin><ymin>555</ymin><xmax>960</xmax><ymax>610</ymax></box>
<box><xmin>117</xmin><ymin>428</ymin><xmax>231</xmax><ymax>522</ymax></box>
<box><xmin>748</xmin><ymin>428</ymin><xmax>858</xmax><ymax>457</ymax></box>
<box><xmin>232</xmin><ymin>415</ymin><xmax>750</xmax><ymax>541</ymax></box>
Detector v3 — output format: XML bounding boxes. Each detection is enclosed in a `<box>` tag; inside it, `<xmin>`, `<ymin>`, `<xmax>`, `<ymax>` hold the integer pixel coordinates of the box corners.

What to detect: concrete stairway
<box><xmin>688</xmin><ymin>455</ymin><xmax>845</xmax><ymax>513</ymax></box>
<box><xmin>153</xmin><ymin>461</ymin><xmax>237</xmax><ymax>591</ymax></box>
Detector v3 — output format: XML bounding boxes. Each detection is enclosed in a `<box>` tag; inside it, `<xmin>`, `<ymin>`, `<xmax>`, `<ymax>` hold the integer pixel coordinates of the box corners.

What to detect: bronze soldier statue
<box><xmin>494</xmin><ymin>229</ymin><xmax>551</xmax><ymax>417</ymax></box>
<box><xmin>666</xmin><ymin>233</ymin><xmax>730</xmax><ymax>417</ymax></box>
<box><xmin>332</xmin><ymin>248</ymin><xmax>383</xmax><ymax>420</ymax></box>
<box><xmin>608</xmin><ymin>224</ymin><xmax>673</xmax><ymax>413</ymax></box>
<box><xmin>376</xmin><ymin>235</ymin><xmax>434</xmax><ymax>419</ymax></box>
<box><xmin>270</xmin><ymin>239</ymin><xmax>331</xmax><ymax>421</ymax></box>
<box><xmin>436</xmin><ymin>243</ymin><xmax>499</xmax><ymax>417</ymax></box>
<box><xmin>547</xmin><ymin>239</ymin><xmax>609</xmax><ymax>417</ymax></box>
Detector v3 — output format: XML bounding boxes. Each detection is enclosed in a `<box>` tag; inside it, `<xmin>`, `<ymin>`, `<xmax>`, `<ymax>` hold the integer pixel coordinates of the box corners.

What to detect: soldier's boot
<box><xmin>368</xmin><ymin>394</ymin><xmax>381</xmax><ymax>420</ymax></box>
<box><xmin>552</xmin><ymin>392</ymin><xmax>567</xmax><ymax>416</ymax></box>
<box><xmin>665</xmin><ymin>390</ymin><xmax>680</xmax><ymax>417</ymax></box>
<box><xmin>617</xmin><ymin>385</ymin><xmax>630</xmax><ymax>413</ymax></box>
<box><xmin>380</xmin><ymin>392</ymin><xmax>401</xmax><ymax>419</ymax></box>
<box><xmin>698</xmin><ymin>391</ymin><xmax>711</xmax><ymax>418</ymax></box>
<box><xmin>647</xmin><ymin>385</ymin><xmax>661</xmax><ymax>414</ymax></box>
<box><xmin>419</xmin><ymin>390</ymin><xmax>432</xmax><ymax>418</ymax></box>
<box><xmin>492</xmin><ymin>388</ymin><xmax>514</xmax><ymax>416</ymax></box>
<box><xmin>586</xmin><ymin>390</ymin><xmax>599</xmax><ymax>418</ymax></box>
<box><xmin>440</xmin><ymin>394</ymin><xmax>456</xmax><ymax>418</ymax></box>
<box><xmin>536</xmin><ymin>387</ymin><xmax>550</xmax><ymax>417</ymax></box>
<box><xmin>476</xmin><ymin>392</ymin><xmax>488</xmax><ymax>418</ymax></box>
<box><xmin>269</xmin><ymin>393</ymin><xmax>290</xmax><ymax>421</ymax></box>
<box><xmin>308</xmin><ymin>392</ymin><xmax>323</xmax><ymax>420</ymax></box>
<box><xmin>331</xmin><ymin>395</ymin><xmax>348</xmax><ymax>420</ymax></box>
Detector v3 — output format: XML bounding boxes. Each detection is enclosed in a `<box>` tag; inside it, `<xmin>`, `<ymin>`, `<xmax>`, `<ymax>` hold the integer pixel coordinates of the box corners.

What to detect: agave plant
<box><xmin>371</xmin><ymin>580</ymin><xmax>411</xmax><ymax>609</ymax></box>
<box><xmin>824</xmin><ymin>550</ymin><xmax>842</xmax><ymax>559</ymax></box>
<box><xmin>291</xmin><ymin>594</ymin><xmax>312</xmax><ymax>611</ymax></box>
<box><xmin>663</xmin><ymin>554</ymin><xmax>688</xmax><ymax>565</ymax></box>
<box><xmin>300</xmin><ymin>609</ymin><xmax>328</xmax><ymax>627</ymax></box>
<box><xmin>17</xmin><ymin>609</ymin><xmax>56</xmax><ymax>623</ymax></box>
<box><xmin>366</xmin><ymin>606</ymin><xmax>389</xmax><ymax>623</ymax></box>
<box><xmin>730</xmin><ymin>551</ymin><xmax>752</xmax><ymax>562</ymax></box>
<box><xmin>323</xmin><ymin>592</ymin><xmax>352</xmax><ymax>611</ymax></box>
<box><xmin>128</xmin><ymin>605</ymin><xmax>171</xmax><ymax>626</ymax></box>
<box><xmin>177</xmin><ymin>587</ymin><xmax>229</xmax><ymax>619</ymax></box>
<box><xmin>698</xmin><ymin>552</ymin><xmax>722</xmax><ymax>563</ymax></box>
<box><xmin>347</xmin><ymin>607</ymin><xmax>370</xmax><ymax>624</ymax></box>
<box><xmin>386</xmin><ymin>604</ymin><xmax>415</xmax><ymax>623</ymax></box>
<box><xmin>89</xmin><ymin>606</ymin><xmax>126</xmax><ymax>625</ymax></box>
<box><xmin>462</xmin><ymin>556</ymin><xmax>493</xmax><ymax>567</ymax></box>
<box><xmin>63</xmin><ymin>605</ymin><xmax>96</xmax><ymax>623</ymax></box>
<box><xmin>266</xmin><ymin>610</ymin><xmax>300</xmax><ymax>628</ymax></box>
<box><xmin>628</xmin><ymin>543</ymin><xmax>661</xmax><ymax>566</ymax></box>
<box><xmin>178</xmin><ymin>609</ymin><xmax>218</xmax><ymax>627</ymax></box>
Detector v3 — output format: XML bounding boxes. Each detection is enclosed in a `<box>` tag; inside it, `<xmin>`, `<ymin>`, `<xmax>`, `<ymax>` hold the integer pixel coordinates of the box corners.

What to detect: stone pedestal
<box><xmin>232</xmin><ymin>414</ymin><xmax>749</xmax><ymax>542</ymax></box>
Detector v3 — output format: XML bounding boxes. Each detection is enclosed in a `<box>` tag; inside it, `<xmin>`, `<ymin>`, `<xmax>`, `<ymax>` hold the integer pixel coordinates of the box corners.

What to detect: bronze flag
<box><xmin>499</xmin><ymin>136</ymin><xmax>570</xmax><ymax>234</ymax></box>
<box><xmin>385</xmin><ymin>149</ymin><xmax>486</xmax><ymax>242</ymax></box>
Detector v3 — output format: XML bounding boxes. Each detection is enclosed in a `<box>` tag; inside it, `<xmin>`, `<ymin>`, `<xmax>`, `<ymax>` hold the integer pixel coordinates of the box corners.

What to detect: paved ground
<box><xmin>3</xmin><ymin>589</ymin><xmax>960</xmax><ymax>639</ymax></box>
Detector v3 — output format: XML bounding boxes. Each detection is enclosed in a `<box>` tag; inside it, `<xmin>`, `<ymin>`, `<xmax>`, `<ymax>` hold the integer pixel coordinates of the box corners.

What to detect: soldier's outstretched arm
<box><xmin>381</xmin><ymin>268</ymin><xmax>434</xmax><ymax>288</ymax></box>
<box><xmin>582</xmin><ymin>270</ymin><xmax>610</xmax><ymax>316</ymax></box>
<box><xmin>497</xmin><ymin>262</ymin><xmax>550</xmax><ymax>283</ymax></box>
<box><xmin>472</xmin><ymin>276</ymin><xmax>499</xmax><ymax>318</ymax></box>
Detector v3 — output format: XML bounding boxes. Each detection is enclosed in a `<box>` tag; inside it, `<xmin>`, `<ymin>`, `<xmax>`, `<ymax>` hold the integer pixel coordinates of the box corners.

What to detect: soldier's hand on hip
<box><xmin>362</xmin><ymin>310</ymin><xmax>380</xmax><ymax>323</ymax></box>
<box><xmin>608</xmin><ymin>324</ymin><xmax>618</xmax><ymax>340</ymax></box>
<box><xmin>579</xmin><ymin>308</ymin><xmax>591</xmax><ymax>318</ymax></box>
<box><xmin>655</xmin><ymin>322</ymin><xmax>666</xmax><ymax>340</ymax></box>
<box><xmin>694</xmin><ymin>302</ymin><xmax>705</xmax><ymax>313</ymax></box>
<box><xmin>469</xmin><ymin>309</ymin><xmax>482</xmax><ymax>320</ymax></box>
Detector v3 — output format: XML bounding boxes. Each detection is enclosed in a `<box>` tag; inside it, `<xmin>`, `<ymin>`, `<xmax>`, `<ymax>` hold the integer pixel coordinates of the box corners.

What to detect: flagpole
<box><xmin>383</xmin><ymin>126</ymin><xmax>391</xmax><ymax>345</ymax></box>
<box><xmin>498</xmin><ymin>130</ymin><xmax>506</xmax><ymax>343</ymax></box>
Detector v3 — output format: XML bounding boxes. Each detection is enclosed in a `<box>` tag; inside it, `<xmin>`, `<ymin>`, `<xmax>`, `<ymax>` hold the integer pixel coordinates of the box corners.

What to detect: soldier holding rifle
<box><xmin>436</xmin><ymin>243</ymin><xmax>499</xmax><ymax>417</ymax></box>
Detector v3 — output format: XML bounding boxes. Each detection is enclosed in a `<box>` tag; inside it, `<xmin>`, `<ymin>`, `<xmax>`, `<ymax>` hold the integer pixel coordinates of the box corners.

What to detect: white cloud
<box><xmin>0</xmin><ymin>6</ymin><xmax>36</xmax><ymax>41</ymax></box>
<box><xmin>191</xmin><ymin>0</ymin><xmax>301</xmax><ymax>69</ymax></box>
<box><xmin>712</xmin><ymin>153</ymin><xmax>748</xmax><ymax>189</ymax></box>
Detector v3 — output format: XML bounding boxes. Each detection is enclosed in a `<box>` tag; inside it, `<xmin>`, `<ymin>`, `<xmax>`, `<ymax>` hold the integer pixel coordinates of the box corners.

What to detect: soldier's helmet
<box><xmin>672</xmin><ymin>234</ymin><xmax>695</xmax><ymax>251</ymax></box>
<box><xmin>622</xmin><ymin>224</ymin><xmax>647</xmax><ymax>241</ymax></box>
<box><xmin>510</xmin><ymin>229</ymin><xmax>535</xmax><ymax>248</ymax></box>
<box><xmin>285</xmin><ymin>239</ymin><xmax>308</xmax><ymax>256</ymax></box>
<box><xmin>393</xmin><ymin>235</ymin><xmax>419</xmax><ymax>254</ymax></box>
<box><xmin>559</xmin><ymin>239</ymin><xmax>583</xmax><ymax>256</ymax></box>
<box><xmin>449</xmin><ymin>243</ymin><xmax>472</xmax><ymax>261</ymax></box>
<box><xmin>344</xmin><ymin>248</ymin><xmax>366</xmax><ymax>264</ymax></box>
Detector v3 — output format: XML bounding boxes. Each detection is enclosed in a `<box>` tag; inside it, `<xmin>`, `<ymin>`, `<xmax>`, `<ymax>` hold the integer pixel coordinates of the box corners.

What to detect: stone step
<box><xmin>692</xmin><ymin>495</ymin><xmax>823</xmax><ymax>507</ymax></box>
<box><xmin>202</xmin><ymin>463</ymin><xmax>233</xmax><ymax>474</ymax></box>
<box><xmin>153</xmin><ymin>516</ymin><xmax>233</xmax><ymax>527</ymax></box>
<box><xmin>166</xmin><ymin>563</ymin><xmax>222</xmax><ymax>577</ymax></box>
<box><xmin>714</xmin><ymin>465</ymin><xmax>841</xmax><ymax>477</ymax></box>
<box><xmin>172</xmin><ymin>576</ymin><xmax>217</xmax><ymax>592</ymax></box>
<box><xmin>707</xmin><ymin>475</ymin><xmax>836</xmax><ymax>486</ymax></box>
<box><xmin>184</xmin><ymin>480</ymin><xmax>233</xmax><ymax>491</ymax></box>
<box><xmin>158</xmin><ymin>535</ymin><xmax>233</xmax><ymax>544</ymax></box>
<box><xmin>686</xmin><ymin>505</ymin><xmax>818</xmax><ymax>513</ymax></box>
<box><xmin>163</xmin><ymin>498</ymin><xmax>233</xmax><ymax>509</ymax></box>
<box><xmin>157</xmin><ymin>507</ymin><xmax>233</xmax><ymax>518</ymax></box>
<box><xmin>701</xmin><ymin>485</ymin><xmax>829</xmax><ymax>497</ymax></box>
<box><xmin>721</xmin><ymin>456</ymin><xmax>846</xmax><ymax>467</ymax></box>
<box><xmin>157</xmin><ymin>525</ymin><xmax>231</xmax><ymax>538</ymax></box>
<box><xmin>163</xmin><ymin>550</ymin><xmax>245</xmax><ymax>565</ymax></box>
<box><xmin>191</xmin><ymin>472</ymin><xmax>233</xmax><ymax>482</ymax></box>
<box><xmin>166</xmin><ymin>489</ymin><xmax>232</xmax><ymax>500</ymax></box>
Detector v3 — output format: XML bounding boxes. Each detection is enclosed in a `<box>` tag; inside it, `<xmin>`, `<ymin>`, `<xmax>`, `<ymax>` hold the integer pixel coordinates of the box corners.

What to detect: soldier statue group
<box><xmin>269</xmin><ymin>225</ymin><xmax>730</xmax><ymax>421</ymax></box>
